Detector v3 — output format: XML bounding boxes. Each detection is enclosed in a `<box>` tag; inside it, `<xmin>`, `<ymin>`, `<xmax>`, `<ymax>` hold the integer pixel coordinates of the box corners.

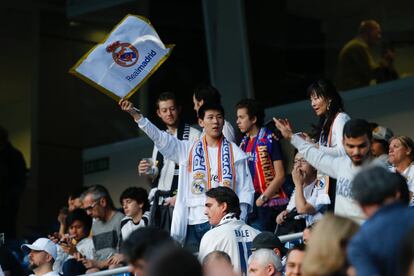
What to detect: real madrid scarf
<box><xmin>188</xmin><ymin>135</ymin><xmax>236</xmax><ymax>195</ymax></box>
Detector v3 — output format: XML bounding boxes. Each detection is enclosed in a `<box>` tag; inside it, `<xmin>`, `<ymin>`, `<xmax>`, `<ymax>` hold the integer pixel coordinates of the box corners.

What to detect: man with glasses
<box><xmin>80</xmin><ymin>185</ymin><xmax>124</xmax><ymax>272</ymax></box>
<box><xmin>275</xmin><ymin>152</ymin><xmax>327</xmax><ymax>235</ymax></box>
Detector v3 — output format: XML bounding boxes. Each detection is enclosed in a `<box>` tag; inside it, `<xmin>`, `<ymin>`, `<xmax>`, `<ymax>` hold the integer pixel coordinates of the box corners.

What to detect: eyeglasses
<box><xmin>83</xmin><ymin>200</ymin><xmax>99</xmax><ymax>211</ymax></box>
<box><xmin>293</xmin><ymin>158</ymin><xmax>307</xmax><ymax>165</ymax></box>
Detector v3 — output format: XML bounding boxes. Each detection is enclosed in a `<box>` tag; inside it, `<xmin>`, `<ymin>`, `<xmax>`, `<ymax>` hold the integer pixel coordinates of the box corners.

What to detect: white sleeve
<box><xmin>286</xmin><ymin>190</ymin><xmax>296</xmax><ymax>211</ymax></box>
<box><xmin>79</xmin><ymin>238</ymin><xmax>95</xmax><ymax>260</ymax></box>
<box><xmin>137</xmin><ymin>117</ymin><xmax>190</xmax><ymax>164</ymax></box>
<box><xmin>291</xmin><ymin>134</ymin><xmax>342</xmax><ymax>179</ymax></box>
<box><xmin>318</xmin><ymin>113</ymin><xmax>350</xmax><ymax>157</ymax></box>
<box><xmin>307</xmin><ymin>186</ymin><xmax>329</xmax><ymax>210</ymax></box>
<box><xmin>223</xmin><ymin>120</ymin><xmax>236</xmax><ymax>143</ymax></box>
<box><xmin>198</xmin><ymin>232</ymin><xmax>216</xmax><ymax>263</ymax></box>
<box><xmin>189</xmin><ymin>127</ymin><xmax>201</xmax><ymax>142</ymax></box>
<box><xmin>235</xmin><ymin>159</ymin><xmax>255</xmax><ymax>209</ymax></box>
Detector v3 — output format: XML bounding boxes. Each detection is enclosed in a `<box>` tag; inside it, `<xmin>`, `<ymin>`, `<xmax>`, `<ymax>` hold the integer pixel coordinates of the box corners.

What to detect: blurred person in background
<box><xmin>302</xmin><ymin>214</ymin><xmax>359</xmax><ymax>276</ymax></box>
<box><xmin>399</xmin><ymin>227</ymin><xmax>414</xmax><ymax>276</ymax></box>
<box><xmin>285</xmin><ymin>244</ymin><xmax>306</xmax><ymax>276</ymax></box>
<box><xmin>203</xmin><ymin>251</ymin><xmax>236</xmax><ymax>276</ymax></box>
<box><xmin>348</xmin><ymin>166</ymin><xmax>414</xmax><ymax>275</ymax></box>
<box><xmin>122</xmin><ymin>227</ymin><xmax>174</xmax><ymax>276</ymax></box>
<box><xmin>0</xmin><ymin>125</ymin><xmax>27</xmax><ymax>241</ymax></box>
<box><xmin>337</xmin><ymin>20</ymin><xmax>385</xmax><ymax>90</ymax></box>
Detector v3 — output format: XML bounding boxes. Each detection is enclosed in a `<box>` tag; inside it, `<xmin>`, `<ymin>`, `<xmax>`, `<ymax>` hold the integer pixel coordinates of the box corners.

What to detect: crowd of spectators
<box><xmin>0</xmin><ymin>18</ymin><xmax>413</xmax><ymax>276</ymax></box>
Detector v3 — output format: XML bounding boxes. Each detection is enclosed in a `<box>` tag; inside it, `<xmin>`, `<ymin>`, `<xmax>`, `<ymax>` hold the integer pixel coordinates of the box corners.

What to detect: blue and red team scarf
<box><xmin>240</xmin><ymin>128</ymin><xmax>288</xmax><ymax>206</ymax></box>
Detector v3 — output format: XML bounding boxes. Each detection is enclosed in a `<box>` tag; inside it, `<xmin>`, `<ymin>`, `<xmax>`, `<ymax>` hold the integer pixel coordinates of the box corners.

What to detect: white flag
<box><xmin>70</xmin><ymin>14</ymin><xmax>174</xmax><ymax>100</ymax></box>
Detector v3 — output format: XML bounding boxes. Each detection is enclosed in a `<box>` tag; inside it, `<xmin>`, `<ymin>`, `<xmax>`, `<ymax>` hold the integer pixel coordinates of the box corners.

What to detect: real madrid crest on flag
<box><xmin>69</xmin><ymin>15</ymin><xmax>174</xmax><ymax>100</ymax></box>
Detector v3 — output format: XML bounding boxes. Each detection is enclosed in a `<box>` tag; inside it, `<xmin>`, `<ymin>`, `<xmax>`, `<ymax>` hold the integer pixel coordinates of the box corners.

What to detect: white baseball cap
<box><xmin>21</xmin><ymin>238</ymin><xmax>57</xmax><ymax>260</ymax></box>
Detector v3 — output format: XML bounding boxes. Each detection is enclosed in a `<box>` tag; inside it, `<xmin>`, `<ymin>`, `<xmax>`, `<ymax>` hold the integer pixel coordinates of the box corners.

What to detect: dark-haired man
<box><xmin>348</xmin><ymin>166</ymin><xmax>414</xmax><ymax>276</ymax></box>
<box><xmin>275</xmin><ymin>118</ymin><xmax>379</xmax><ymax>223</ymax></box>
<box><xmin>285</xmin><ymin>244</ymin><xmax>305</xmax><ymax>276</ymax></box>
<box><xmin>193</xmin><ymin>85</ymin><xmax>236</xmax><ymax>143</ymax></box>
<box><xmin>122</xmin><ymin>227</ymin><xmax>174</xmax><ymax>276</ymax></box>
<box><xmin>236</xmin><ymin>99</ymin><xmax>286</xmax><ymax>231</ymax></box>
<box><xmin>119</xmin><ymin>187</ymin><xmax>150</xmax><ymax>240</ymax></box>
<box><xmin>198</xmin><ymin>187</ymin><xmax>260</xmax><ymax>274</ymax></box>
<box><xmin>120</xmin><ymin>99</ymin><xmax>254</xmax><ymax>253</ymax></box>
<box><xmin>138</xmin><ymin>92</ymin><xmax>200</xmax><ymax>231</ymax></box>
<box><xmin>54</xmin><ymin>209</ymin><xmax>94</xmax><ymax>275</ymax></box>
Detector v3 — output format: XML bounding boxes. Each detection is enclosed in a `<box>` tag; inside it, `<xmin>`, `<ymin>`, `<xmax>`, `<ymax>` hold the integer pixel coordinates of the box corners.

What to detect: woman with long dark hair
<box><xmin>307</xmin><ymin>79</ymin><xmax>350</xmax><ymax>156</ymax></box>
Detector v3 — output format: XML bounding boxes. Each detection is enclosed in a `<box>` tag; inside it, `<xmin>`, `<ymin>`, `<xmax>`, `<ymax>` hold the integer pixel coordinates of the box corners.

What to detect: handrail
<box><xmin>278</xmin><ymin>232</ymin><xmax>303</xmax><ymax>243</ymax></box>
<box><xmin>78</xmin><ymin>266</ymin><xmax>129</xmax><ymax>276</ymax></box>
<box><xmin>80</xmin><ymin>232</ymin><xmax>303</xmax><ymax>276</ymax></box>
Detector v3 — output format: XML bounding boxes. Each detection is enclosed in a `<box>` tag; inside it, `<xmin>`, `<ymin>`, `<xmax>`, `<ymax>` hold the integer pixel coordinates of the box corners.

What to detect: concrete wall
<box><xmin>83</xmin><ymin>135</ymin><xmax>154</xmax><ymax>208</ymax></box>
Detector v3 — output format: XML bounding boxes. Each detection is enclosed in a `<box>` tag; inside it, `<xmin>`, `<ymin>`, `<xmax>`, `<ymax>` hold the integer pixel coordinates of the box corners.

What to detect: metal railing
<box><xmin>80</xmin><ymin>232</ymin><xmax>303</xmax><ymax>276</ymax></box>
<box><xmin>79</xmin><ymin>266</ymin><xmax>129</xmax><ymax>276</ymax></box>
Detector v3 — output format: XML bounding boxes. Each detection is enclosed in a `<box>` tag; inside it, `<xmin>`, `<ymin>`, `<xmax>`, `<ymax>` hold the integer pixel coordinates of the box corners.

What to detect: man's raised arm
<box><xmin>119</xmin><ymin>99</ymin><xmax>189</xmax><ymax>164</ymax></box>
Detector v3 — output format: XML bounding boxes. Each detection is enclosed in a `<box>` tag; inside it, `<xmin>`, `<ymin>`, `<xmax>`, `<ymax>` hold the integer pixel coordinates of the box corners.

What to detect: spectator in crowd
<box><xmin>198</xmin><ymin>187</ymin><xmax>260</xmax><ymax>274</ymax></box>
<box><xmin>370</xmin><ymin>124</ymin><xmax>393</xmax><ymax>164</ymax></box>
<box><xmin>120</xmin><ymin>187</ymin><xmax>150</xmax><ymax>240</ymax></box>
<box><xmin>347</xmin><ymin>166</ymin><xmax>414</xmax><ymax>275</ymax></box>
<box><xmin>302</xmin><ymin>214</ymin><xmax>359</xmax><ymax>276</ymax></box>
<box><xmin>302</xmin><ymin>223</ymin><xmax>315</xmax><ymax>245</ymax></box>
<box><xmin>193</xmin><ymin>85</ymin><xmax>236</xmax><ymax>142</ymax></box>
<box><xmin>376</xmin><ymin>42</ymin><xmax>399</xmax><ymax>83</ymax></box>
<box><xmin>285</xmin><ymin>244</ymin><xmax>305</xmax><ymax>276</ymax></box>
<box><xmin>0</xmin><ymin>125</ymin><xmax>27</xmax><ymax>240</ymax></box>
<box><xmin>122</xmin><ymin>227</ymin><xmax>174</xmax><ymax>276</ymax></box>
<box><xmin>236</xmin><ymin>99</ymin><xmax>286</xmax><ymax>231</ymax></box>
<box><xmin>147</xmin><ymin>247</ymin><xmax>202</xmax><ymax>276</ymax></box>
<box><xmin>336</xmin><ymin>20</ymin><xmax>386</xmax><ymax>91</ymax></box>
<box><xmin>203</xmin><ymin>251</ymin><xmax>236</xmax><ymax>276</ymax></box>
<box><xmin>251</xmin><ymin>232</ymin><xmax>287</xmax><ymax>265</ymax></box>
<box><xmin>56</xmin><ymin>188</ymin><xmax>88</xmax><ymax>240</ymax></box>
<box><xmin>274</xmin><ymin>118</ymin><xmax>374</xmax><ymax>223</ymax></box>
<box><xmin>275</xmin><ymin>152</ymin><xmax>327</xmax><ymax>235</ymax></box>
<box><xmin>0</xmin><ymin>244</ymin><xmax>25</xmax><ymax>276</ymax></box>
<box><xmin>21</xmin><ymin>238</ymin><xmax>59</xmax><ymax>276</ymax></box>
<box><xmin>68</xmin><ymin>187</ymin><xmax>87</xmax><ymax>212</ymax></box>
<box><xmin>308</xmin><ymin>79</ymin><xmax>350</xmax><ymax>157</ymax></box>
<box><xmin>53</xmin><ymin>209</ymin><xmax>94</xmax><ymax>275</ymax></box>
<box><xmin>138</xmin><ymin>92</ymin><xmax>200</xmax><ymax>232</ymax></box>
<box><xmin>80</xmin><ymin>185</ymin><xmax>124</xmax><ymax>272</ymax></box>
<box><xmin>248</xmin><ymin>249</ymin><xmax>283</xmax><ymax>276</ymax></box>
<box><xmin>307</xmin><ymin>79</ymin><xmax>350</xmax><ymax>209</ymax></box>
<box><xmin>389</xmin><ymin>136</ymin><xmax>414</xmax><ymax>206</ymax></box>
<box><xmin>399</xmin><ymin>228</ymin><xmax>414</xmax><ymax>276</ymax></box>
<box><xmin>120</xmin><ymin>99</ymin><xmax>254</xmax><ymax>253</ymax></box>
